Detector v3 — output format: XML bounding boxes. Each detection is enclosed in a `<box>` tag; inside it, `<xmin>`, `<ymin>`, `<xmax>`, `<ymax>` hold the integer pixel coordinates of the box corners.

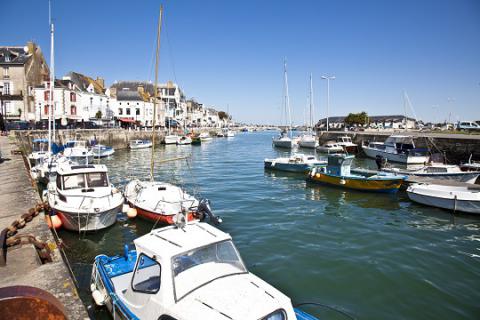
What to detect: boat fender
<box><xmin>50</xmin><ymin>215</ymin><xmax>62</xmax><ymax>229</ymax></box>
<box><xmin>127</xmin><ymin>208</ymin><xmax>137</xmax><ymax>219</ymax></box>
<box><xmin>92</xmin><ymin>290</ymin><xmax>105</xmax><ymax>306</ymax></box>
<box><xmin>340</xmin><ymin>179</ymin><xmax>346</xmax><ymax>185</ymax></box>
<box><xmin>124</xmin><ymin>244</ymin><xmax>129</xmax><ymax>260</ymax></box>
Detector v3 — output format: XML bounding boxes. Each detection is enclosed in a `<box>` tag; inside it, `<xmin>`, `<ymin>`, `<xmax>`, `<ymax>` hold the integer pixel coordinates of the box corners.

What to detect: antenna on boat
<box><xmin>150</xmin><ymin>5</ymin><xmax>163</xmax><ymax>182</ymax></box>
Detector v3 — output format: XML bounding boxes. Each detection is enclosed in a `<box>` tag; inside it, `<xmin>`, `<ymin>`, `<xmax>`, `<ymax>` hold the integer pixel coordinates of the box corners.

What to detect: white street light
<box><xmin>321</xmin><ymin>75</ymin><xmax>335</xmax><ymax>131</ymax></box>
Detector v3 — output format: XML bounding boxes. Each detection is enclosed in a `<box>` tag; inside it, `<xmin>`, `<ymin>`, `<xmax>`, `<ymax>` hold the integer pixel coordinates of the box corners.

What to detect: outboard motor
<box><xmin>375</xmin><ymin>155</ymin><xmax>387</xmax><ymax>170</ymax></box>
<box><xmin>197</xmin><ymin>199</ymin><xmax>222</xmax><ymax>225</ymax></box>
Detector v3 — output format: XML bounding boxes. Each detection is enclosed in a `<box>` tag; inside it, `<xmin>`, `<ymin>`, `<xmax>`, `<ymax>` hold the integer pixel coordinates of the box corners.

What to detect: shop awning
<box><xmin>118</xmin><ymin>118</ymin><xmax>136</xmax><ymax>123</ymax></box>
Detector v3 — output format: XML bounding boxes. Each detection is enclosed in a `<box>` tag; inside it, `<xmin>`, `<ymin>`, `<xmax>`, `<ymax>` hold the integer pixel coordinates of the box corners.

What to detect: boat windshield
<box><xmin>32</xmin><ymin>141</ymin><xmax>48</xmax><ymax>152</ymax></box>
<box><xmin>172</xmin><ymin>240</ymin><xmax>247</xmax><ymax>301</ymax></box>
<box><xmin>62</xmin><ymin>172</ymin><xmax>108</xmax><ymax>190</ymax></box>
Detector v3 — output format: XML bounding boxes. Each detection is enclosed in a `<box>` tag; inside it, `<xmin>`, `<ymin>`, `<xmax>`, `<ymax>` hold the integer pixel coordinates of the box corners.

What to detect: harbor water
<box><xmin>59</xmin><ymin>131</ymin><xmax>480</xmax><ymax>319</ymax></box>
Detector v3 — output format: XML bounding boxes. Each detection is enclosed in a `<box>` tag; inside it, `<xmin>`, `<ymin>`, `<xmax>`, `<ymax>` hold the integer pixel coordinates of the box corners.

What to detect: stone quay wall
<box><xmin>316</xmin><ymin>130</ymin><xmax>480</xmax><ymax>163</ymax></box>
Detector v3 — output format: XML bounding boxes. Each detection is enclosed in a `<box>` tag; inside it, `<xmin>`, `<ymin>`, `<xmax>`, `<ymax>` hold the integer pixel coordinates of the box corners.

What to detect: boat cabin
<box><xmin>93</xmin><ymin>221</ymin><xmax>297</xmax><ymax>319</ymax></box>
<box><xmin>64</xmin><ymin>140</ymin><xmax>87</xmax><ymax>149</ymax></box>
<box><xmin>326</xmin><ymin>154</ymin><xmax>354</xmax><ymax>176</ymax></box>
<box><xmin>32</xmin><ymin>138</ymin><xmax>49</xmax><ymax>152</ymax></box>
<box><xmin>55</xmin><ymin>164</ymin><xmax>109</xmax><ymax>192</ymax></box>
<box><xmin>338</xmin><ymin>136</ymin><xmax>353</xmax><ymax>144</ymax></box>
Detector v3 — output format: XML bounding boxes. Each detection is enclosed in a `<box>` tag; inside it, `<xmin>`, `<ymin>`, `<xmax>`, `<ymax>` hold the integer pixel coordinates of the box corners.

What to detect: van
<box><xmin>457</xmin><ymin>121</ymin><xmax>480</xmax><ymax>131</ymax></box>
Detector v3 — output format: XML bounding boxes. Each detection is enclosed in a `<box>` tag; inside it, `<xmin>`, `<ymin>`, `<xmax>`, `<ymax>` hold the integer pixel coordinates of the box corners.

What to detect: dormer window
<box><xmin>5</xmin><ymin>54</ymin><xmax>10</xmax><ymax>62</ymax></box>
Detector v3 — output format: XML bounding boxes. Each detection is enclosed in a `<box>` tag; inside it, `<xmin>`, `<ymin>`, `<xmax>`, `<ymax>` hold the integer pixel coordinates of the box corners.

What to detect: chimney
<box><xmin>137</xmin><ymin>86</ymin><xmax>144</xmax><ymax>95</ymax></box>
<box><xmin>96</xmin><ymin>77</ymin><xmax>105</xmax><ymax>89</ymax></box>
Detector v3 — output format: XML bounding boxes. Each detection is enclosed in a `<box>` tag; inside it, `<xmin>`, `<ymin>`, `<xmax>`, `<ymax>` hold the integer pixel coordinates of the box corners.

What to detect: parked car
<box><xmin>74</xmin><ymin>121</ymin><xmax>99</xmax><ymax>129</ymax></box>
<box><xmin>6</xmin><ymin>121</ymin><xmax>33</xmax><ymax>130</ymax></box>
<box><xmin>457</xmin><ymin>121</ymin><xmax>480</xmax><ymax>131</ymax></box>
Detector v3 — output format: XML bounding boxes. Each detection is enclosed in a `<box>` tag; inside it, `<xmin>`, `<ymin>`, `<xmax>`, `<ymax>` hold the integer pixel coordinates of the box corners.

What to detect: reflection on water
<box><xmin>60</xmin><ymin>132</ymin><xmax>480</xmax><ymax>320</ymax></box>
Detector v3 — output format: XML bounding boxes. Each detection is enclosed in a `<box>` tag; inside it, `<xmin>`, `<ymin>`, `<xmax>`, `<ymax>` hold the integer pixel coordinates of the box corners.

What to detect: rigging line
<box><xmin>164</xmin><ymin>15</ymin><xmax>178</xmax><ymax>85</ymax></box>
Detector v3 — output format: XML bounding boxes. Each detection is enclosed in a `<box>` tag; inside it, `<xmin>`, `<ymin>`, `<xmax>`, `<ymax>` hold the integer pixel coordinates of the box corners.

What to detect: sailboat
<box><xmin>298</xmin><ymin>74</ymin><xmax>318</xmax><ymax>149</ymax></box>
<box><xmin>123</xmin><ymin>7</ymin><xmax>216</xmax><ymax>225</ymax></box>
<box><xmin>273</xmin><ymin>59</ymin><xmax>295</xmax><ymax>148</ymax></box>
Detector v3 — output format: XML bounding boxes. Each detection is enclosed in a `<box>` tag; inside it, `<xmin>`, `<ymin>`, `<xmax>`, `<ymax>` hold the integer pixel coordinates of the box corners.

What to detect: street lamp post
<box><xmin>321</xmin><ymin>75</ymin><xmax>335</xmax><ymax>132</ymax></box>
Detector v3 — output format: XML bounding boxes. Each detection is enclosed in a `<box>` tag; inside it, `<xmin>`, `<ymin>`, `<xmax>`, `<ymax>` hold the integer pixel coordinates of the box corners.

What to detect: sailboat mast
<box><xmin>48</xmin><ymin>22</ymin><xmax>54</xmax><ymax>153</ymax></box>
<box><xmin>309</xmin><ymin>73</ymin><xmax>313</xmax><ymax>131</ymax></box>
<box><xmin>284</xmin><ymin>59</ymin><xmax>291</xmax><ymax>137</ymax></box>
<box><xmin>150</xmin><ymin>5</ymin><xmax>163</xmax><ymax>182</ymax></box>
<box><xmin>403</xmin><ymin>91</ymin><xmax>407</xmax><ymax>132</ymax></box>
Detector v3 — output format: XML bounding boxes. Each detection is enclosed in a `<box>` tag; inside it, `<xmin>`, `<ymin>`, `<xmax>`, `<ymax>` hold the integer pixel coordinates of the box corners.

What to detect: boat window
<box><xmin>426</xmin><ymin>167</ymin><xmax>448</xmax><ymax>173</ymax></box>
<box><xmin>86</xmin><ymin>172</ymin><xmax>108</xmax><ymax>188</ymax></box>
<box><xmin>132</xmin><ymin>254</ymin><xmax>161</xmax><ymax>294</ymax></box>
<box><xmin>56</xmin><ymin>174</ymin><xmax>63</xmax><ymax>190</ymax></box>
<box><xmin>172</xmin><ymin>240</ymin><xmax>247</xmax><ymax>301</ymax></box>
<box><xmin>63</xmin><ymin>174</ymin><xmax>86</xmax><ymax>190</ymax></box>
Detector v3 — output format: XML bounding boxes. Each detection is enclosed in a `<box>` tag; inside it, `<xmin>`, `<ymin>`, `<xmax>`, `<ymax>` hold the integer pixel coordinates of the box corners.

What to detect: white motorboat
<box><xmin>124</xmin><ymin>179</ymin><xmax>219</xmax><ymax>225</ymax></box>
<box><xmin>164</xmin><ymin>134</ymin><xmax>179</xmax><ymax>145</ymax></box>
<box><xmin>176</xmin><ymin>136</ymin><xmax>192</xmax><ymax>145</ymax></box>
<box><xmin>226</xmin><ymin>130</ymin><xmax>235</xmax><ymax>137</ymax></box>
<box><xmin>63</xmin><ymin>140</ymin><xmax>94</xmax><ymax>164</ymax></box>
<box><xmin>92</xmin><ymin>144</ymin><xmax>115</xmax><ymax>158</ymax></box>
<box><xmin>298</xmin><ymin>134</ymin><xmax>318</xmax><ymax>149</ymax></box>
<box><xmin>273</xmin><ymin>130</ymin><xmax>295</xmax><ymax>149</ymax></box>
<box><xmin>383</xmin><ymin>163</ymin><xmax>480</xmax><ymax>183</ymax></box>
<box><xmin>28</xmin><ymin>138</ymin><xmax>51</xmax><ymax>167</ymax></box>
<box><xmin>46</xmin><ymin>163</ymin><xmax>124</xmax><ymax>231</ymax></box>
<box><xmin>336</xmin><ymin>136</ymin><xmax>358</xmax><ymax>153</ymax></box>
<box><xmin>129</xmin><ymin>140</ymin><xmax>152</xmax><ymax>149</ymax></box>
<box><xmin>216</xmin><ymin>131</ymin><xmax>225</xmax><ymax>137</ymax></box>
<box><xmin>407</xmin><ymin>183</ymin><xmax>480</xmax><ymax>214</ymax></box>
<box><xmin>91</xmin><ymin>220</ymin><xmax>319</xmax><ymax>320</ymax></box>
<box><xmin>264</xmin><ymin>153</ymin><xmax>326</xmax><ymax>173</ymax></box>
<box><xmin>199</xmin><ymin>132</ymin><xmax>212</xmax><ymax>141</ymax></box>
<box><xmin>362</xmin><ymin>135</ymin><xmax>429</xmax><ymax>164</ymax></box>
<box><xmin>317</xmin><ymin>141</ymin><xmax>344</xmax><ymax>153</ymax></box>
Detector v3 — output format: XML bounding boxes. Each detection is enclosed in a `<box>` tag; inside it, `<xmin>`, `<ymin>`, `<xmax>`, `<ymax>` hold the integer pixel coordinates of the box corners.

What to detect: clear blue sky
<box><xmin>1</xmin><ymin>0</ymin><xmax>479</xmax><ymax>124</ymax></box>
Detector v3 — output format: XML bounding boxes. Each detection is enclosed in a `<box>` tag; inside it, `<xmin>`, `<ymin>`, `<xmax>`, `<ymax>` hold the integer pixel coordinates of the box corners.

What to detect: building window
<box><xmin>5</xmin><ymin>54</ymin><xmax>10</xmax><ymax>62</ymax></box>
<box><xmin>71</xmin><ymin>105</ymin><xmax>76</xmax><ymax>115</ymax></box>
<box><xmin>118</xmin><ymin>108</ymin><xmax>123</xmax><ymax>115</ymax></box>
<box><xmin>126</xmin><ymin>108</ymin><xmax>131</xmax><ymax>115</ymax></box>
<box><xmin>136</xmin><ymin>108</ymin><xmax>140</xmax><ymax>115</ymax></box>
<box><xmin>5</xmin><ymin>102</ymin><xmax>11</xmax><ymax>113</ymax></box>
<box><xmin>70</xmin><ymin>92</ymin><xmax>76</xmax><ymax>102</ymax></box>
<box><xmin>3</xmin><ymin>67</ymin><xmax>9</xmax><ymax>77</ymax></box>
<box><xmin>44</xmin><ymin>90</ymin><xmax>50</xmax><ymax>101</ymax></box>
<box><xmin>3</xmin><ymin>82</ymin><xmax>10</xmax><ymax>95</ymax></box>
<box><xmin>44</xmin><ymin>105</ymin><xmax>49</xmax><ymax>115</ymax></box>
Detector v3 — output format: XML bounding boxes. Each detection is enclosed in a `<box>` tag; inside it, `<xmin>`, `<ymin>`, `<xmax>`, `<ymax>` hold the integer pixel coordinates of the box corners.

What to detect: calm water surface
<box><xmin>59</xmin><ymin>131</ymin><xmax>480</xmax><ymax>320</ymax></box>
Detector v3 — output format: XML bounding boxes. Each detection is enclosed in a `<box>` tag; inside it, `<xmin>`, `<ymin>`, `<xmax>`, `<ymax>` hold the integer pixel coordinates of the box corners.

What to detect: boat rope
<box><xmin>294</xmin><ymin>302</ymin><xmax>356</xmax><ymax>320</ymax></box>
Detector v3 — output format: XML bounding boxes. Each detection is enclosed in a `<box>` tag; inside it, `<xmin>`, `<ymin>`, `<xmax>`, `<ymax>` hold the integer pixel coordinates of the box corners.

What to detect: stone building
<box><xmin>0</xmin><ymin>43</ymin><xmax>49</xmax><ymax>121</ymax></box>
<box><xmin>33</xmin><ymin>71</ymin><xmax>111</xmax><ymax>123</ymax></box>
<box><xmin>109</xmin><ymin>81</ymin><xmax>164</xmax><ymax>127</ymax></box>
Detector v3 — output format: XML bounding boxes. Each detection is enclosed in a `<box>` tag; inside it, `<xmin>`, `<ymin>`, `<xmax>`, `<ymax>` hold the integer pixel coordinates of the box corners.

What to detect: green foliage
<box><xmin>218</xmin><ymin>111</ymin><xmax>230</xmax><ymax>120</ymax></box>
<box><xmin>344</xmin><ymin>112</ymin><xmax>369</xmax><ymax>126</ymax></box>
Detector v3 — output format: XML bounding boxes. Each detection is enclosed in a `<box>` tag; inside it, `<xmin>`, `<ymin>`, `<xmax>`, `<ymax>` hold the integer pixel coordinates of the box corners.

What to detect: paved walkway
<box><xmin>0</xmin><ymin>135</ymin><xmax>88</xmax><ymax>319</ymax></box>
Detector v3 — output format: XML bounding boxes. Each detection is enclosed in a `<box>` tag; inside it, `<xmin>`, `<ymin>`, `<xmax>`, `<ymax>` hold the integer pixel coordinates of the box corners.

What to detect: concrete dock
<box><xmin>0</xmin><ymin>135</ymin><xmax>89</xmax><ymax>319</ymax></box>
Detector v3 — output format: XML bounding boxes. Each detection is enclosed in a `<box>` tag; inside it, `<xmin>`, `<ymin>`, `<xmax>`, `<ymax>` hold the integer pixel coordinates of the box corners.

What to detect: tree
<box><xmin>218</xmin><ymin>111</ymin><xmax>229</xmax><ymax>120</ymax></box>
<box><xmin>344</xmin><ymin>111</ymin><xmax>369</xmax><ymax>127</ymax></box>
<box><xmin>95</xmin><ymin>111</ymin><xmax>102</xmax><ymax>119</ymax></box>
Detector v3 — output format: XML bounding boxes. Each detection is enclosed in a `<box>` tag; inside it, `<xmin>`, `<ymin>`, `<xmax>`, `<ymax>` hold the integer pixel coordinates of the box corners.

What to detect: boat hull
<box><xmin>54</xmin><ymin>204</ymin><xmax>121</xmax><ymax>231</ymax></box>
<box><xmin>272</xmin><ymin>139</ymin><xmax>293</xmax><ymax>149</ymax></box>
<box><xmin>363</xmin><ymin>147</ymin><xmax>429</xmax><ymax>164</ymax></box>
<box><xmin>128</xmin><ymin>201</ymin><xmax>195</xmax><ymax>225</ymax></box>
<box><xmin>407</xmin><ymin>190</ymin><xmax>480</xmax><ymax>214</ymax></box>
<box><xmin>129</xmin><ymin>144</ymin><xmax>152</xmax><ymax>149</ymax></box>
<box><xmin>164</xmin><ymin>135</ymin><xmax>179</xmax><ymax>145</ymax></box>
<box><xmin>308</xmin><ymin>172</ymin><xmax>403</xmax><ymax>193</ymax></box>
<box><xmin>93</xmin><ymin>149</ymin><xmax>115</xmax><ymax>158</ymax></box>
<box><xmin>264</xmin><ymin>161</ymin><xmax>323</xmax><ymax>173</ymax></box>
<box><xmin>298</xmin><ymin>140</ymin><xmax>318</xmax><ymax>149</ymax></box>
